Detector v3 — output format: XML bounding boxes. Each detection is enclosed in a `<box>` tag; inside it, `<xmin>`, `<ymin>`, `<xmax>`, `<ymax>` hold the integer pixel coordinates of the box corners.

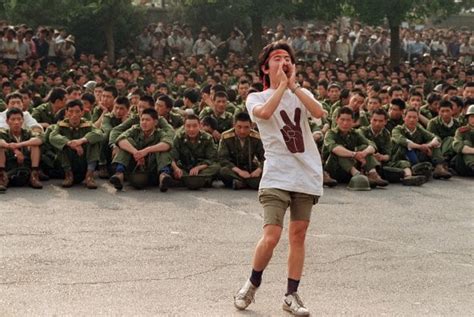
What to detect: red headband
<box><xmin>262</xmin><ymin>49</ymin><xmax>291</xmax><ymax>90</ymax></box>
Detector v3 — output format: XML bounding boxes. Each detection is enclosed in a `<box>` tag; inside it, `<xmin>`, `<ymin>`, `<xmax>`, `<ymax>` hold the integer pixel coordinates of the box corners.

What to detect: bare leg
<box><xmin>252</xmin><ymin>224</ymin><xmax>283</xmax><ymax>271</ymax></box>
<box><xmin>30</xmin><ymin>146</ymin><xmax>40</xmax><ymax>168</ymax></box>
<box><xmin>0</xmin><ymin>148</ymin><xmax>5</xmax><ymax>168</ymax></box>
<box><xmin>287</xmin><ymin>220</ymin><xmax>309</xmax><ymax>280</ymax></box>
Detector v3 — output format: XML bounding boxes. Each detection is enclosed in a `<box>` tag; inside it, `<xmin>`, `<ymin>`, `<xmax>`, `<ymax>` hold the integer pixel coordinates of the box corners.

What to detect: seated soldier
<box><xmin>419</xmin><ymin>93</ymin><xmax>441</xmax><ymax>127</ymax></box>
<box><xmin>452</xmin><ymin>104</ymin><xmax>474</xmax><ymax>176</ymax></box>
<box><xmin>170</xmin><ymin>114</ymin><xmax>220</xmax><ymax>190</ymax></box>
<box><xmin>92</xmin><ymin>85</ymin><xmax>117</xmax><ymax>127</ymax></box>
<box><xmin>199</xmin><ymin>90</ymin><xmax>234</xmax><ymax>142</ymax></box>
<box><xmin>0</xmin><ymin>108</ymin><xmax>43</xmax><ymax>192</ymax></box>
<box><xmin>0</xmin><ymin>93</ymin><xmax>42</xmax><ymax>132</ymax></box>
<box><xmin>359</xmin><ymin>108</ymin><xmax>426</xmax><ymax>185</ymax></box>
<box><xmin>324</xmin><ymin>106</ymin><xmax>388</xmax><ymax>188</ymax></box>
<box><xmin>180</xmin><ymin>88</ymin><xmax>201</xmax><ymax>116</ymax></box>
<box><xmin>331</xmin><ymin>90</ymin><xmax>369</xmax><ymax>129</ymax></box>
<box><xmin>31</xmin><ymin>88</ymin><xmax>67</xmax><ymax>129</ymax></box>
<box><xmin>156</xmin><ymin>94</ymin><xmax>184</xmax><ymax>129</ymax></box>
<box><xmin>49</xmin><ymin>100</ymin><xmax>104</xmax><ymax>189</ymax></box>
<box><xmin>109</xmin><ymin>108</ymin><xmax>173</xmax><ymax>191</ymax></box>
<box><xmin>200</xmin><ymin>116</ymin><xmax>219</xmax><ymax>144</ymax></box>
<box><xmin>427</xmin><ymin>99</ymin><xmax>461</xmax><ymax>163</ymax></box>
<box><xmin>97</xmin><ymin>96</ymin><xmax>130</xmax><ymax>179</ymax></box>
<box><xmin>109</xmin><ymin>95</ymin><xmax>174</xmax><ymax>152</ymax></box>
<box><xmin>218</xmin><ymin>112</ymin><xmax>264</xmax><ymax>190</ymax></box>
<box><xmin>391</xmin><ymin>107</ymin><xmax>452</xmax><ymax>180</ymax></box>
<box><xmin>386</xmin><ymin>98</ymin><xmax>405</xmax><ymax>132</ymax></box>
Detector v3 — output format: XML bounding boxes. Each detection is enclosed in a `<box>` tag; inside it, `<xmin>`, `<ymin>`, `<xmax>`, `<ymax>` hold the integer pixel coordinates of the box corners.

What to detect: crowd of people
<box><xmin>0</xmin><ymin>19</ymin><xmax>473</xmax><ymax>193</ymax></box>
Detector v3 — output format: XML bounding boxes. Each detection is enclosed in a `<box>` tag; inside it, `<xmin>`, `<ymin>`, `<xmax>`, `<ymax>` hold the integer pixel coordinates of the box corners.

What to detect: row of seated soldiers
<box><xmin>0</xmin><ymin>83</ymin><xmax>473</xmax><ymax>193</ymax></box>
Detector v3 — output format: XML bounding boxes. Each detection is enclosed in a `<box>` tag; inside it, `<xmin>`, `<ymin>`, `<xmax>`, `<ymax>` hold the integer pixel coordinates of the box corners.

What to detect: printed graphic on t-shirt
<box><xmin>280</xmin><ymin>108</ymin><xmax>305</xmax><ymax>153</ymax></box>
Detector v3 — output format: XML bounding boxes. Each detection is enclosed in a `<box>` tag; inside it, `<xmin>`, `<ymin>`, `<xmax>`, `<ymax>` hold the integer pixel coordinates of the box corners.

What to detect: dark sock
<box><xmin>286</xmin><ymin>278</ymin><xmax>300</xmax><ymax>296</ymax></box>
<box><xmin>249</xmin><ymin>269</ymin><xmax>263</xmax><ymax>287</ymax></box>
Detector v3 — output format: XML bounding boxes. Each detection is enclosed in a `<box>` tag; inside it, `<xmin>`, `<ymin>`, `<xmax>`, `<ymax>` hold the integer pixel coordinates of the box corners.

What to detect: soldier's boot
<box><xmin>62</xmin><ymin>171</ymin><xmax>74</xmax><ymax>188</ymax></box>
<box><xmin>29</xmin><ymin>170</ymin><xmax>43</xmax><ymax>189</ymax></box>
<box><xmin>159</xmin><ymin>172</ymin><xmax>172</xmax><ymax>192</ymax></box>
<box><xmin>232</xmin><ymin>179</ymin><xmax>247</xmax><ymax>190</ymax></box>
<box><xmin>323</xmin><ymin>171</ymin><xmax>338</xmax><ymax>187</ymax></box>
<box><xmin>85</xmin><ymin>170</ymin><xmax>98</xmax><ymax>189</ymax></box>
<box><xmin>0</xmin><ymin>170</ymin><xmax>8</xmax><ymax>193</ymax></box>
<box><xmin>109</xmin><ymin>172</ymin><xmax>124</xmax><ymax>190</ymax></box>
<box><xmin>367</xmin><ymin>171</ymin><xmax>389</xmax><ymax>188</ymax></box>
<box><xmin>38</xmin><ymin>169</ymin><xmax>50</xmax><ymax>181</ymax></box>
<box><xmin>433</xmin><ymin>164</ymin><xmax>452</xmax><ymax>179</ymax></box>
<box><xmin>98</xmin><ymin>165</ymin><xmax>109</xmax><ymax>179</ymax></box>
<box><xmin>401</xmin><ymin>175</ymin><xmax>426</xmax><ymax>186</ymax></box>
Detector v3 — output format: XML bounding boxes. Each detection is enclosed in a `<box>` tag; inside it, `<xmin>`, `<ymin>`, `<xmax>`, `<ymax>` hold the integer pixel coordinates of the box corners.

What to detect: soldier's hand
<box><xmin>68</xmin><ymin>140</ymin><xmax>81</xmax><ymax>148</ymax></box>
<box><xmin>238</xmin><ymin>170</ymin><xmax>251</xmax><ymax>179</ymax></box>
<box><xmin>250</xmin><ymin>168</ymin><xmax>262</xmax><ymax>178</ymax></box>
<box><xmin>133</xmin><ymin>150</ymin><xmax>147</xmax><ymax>161</ymax></box>
<box><xmin>189</xmin><ymin>167</ymin><xmax>200</xmax><ymax>176</ymax></box>
<box><xmin>14</xmin><ymin>150</ymin><xmax>24</xmax><ymax>164</ymax></box>
<box><xmin>9</xmin><ymin>143</ymin><xmax>21</xmax><ymax>150</ymax></box>
<box><xmin>75</xmin><ymin>146</ymin><xmax>84</xmax><ymax>156</ymax></box>
<box><xmin>173</xmin><ymin>168</ymin><xmax>183</xmax><ymax>179</ymax></box>
<box><xmin>354</xmin><ymin>151</ymin><xmax>365</xmax><ymax>162</ymax></box>
<box><xmin>212</xmin><ymin>130</ymin><xmax>221</xmax><ymax>141</ymax></box>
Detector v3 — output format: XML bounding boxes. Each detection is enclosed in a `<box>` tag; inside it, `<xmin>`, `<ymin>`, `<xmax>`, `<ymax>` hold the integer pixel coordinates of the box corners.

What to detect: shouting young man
<box><xmin>233</xmin><ymin>41</ymin><xmax>325</xmax><ymax>316</ymax></box>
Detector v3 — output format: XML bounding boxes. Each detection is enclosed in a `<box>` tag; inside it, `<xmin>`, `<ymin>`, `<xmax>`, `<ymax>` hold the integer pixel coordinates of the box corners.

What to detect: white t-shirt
<box><xmin>0</xmin><ymin>110</ymin><xmax>42</xmax><ymax>130</ymax></box>
<box><xmin>246</xmin><ymin>88</ymin><xmax>323</xmax><ymax>196</ymax></box>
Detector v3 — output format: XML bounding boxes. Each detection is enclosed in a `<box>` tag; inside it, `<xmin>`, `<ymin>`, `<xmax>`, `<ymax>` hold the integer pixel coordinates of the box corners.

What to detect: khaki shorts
<box><xmin>258</xmin><ymin>188</ymin><xmax>319</xmax><ymax>227</ymax></box>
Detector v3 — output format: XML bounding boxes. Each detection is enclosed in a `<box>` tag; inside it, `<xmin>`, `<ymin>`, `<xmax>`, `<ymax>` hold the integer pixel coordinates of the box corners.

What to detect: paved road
<box><xmin>1</xmin><ymin>177</ymin><xmax>473</xmax><ymax>316</ymax></box>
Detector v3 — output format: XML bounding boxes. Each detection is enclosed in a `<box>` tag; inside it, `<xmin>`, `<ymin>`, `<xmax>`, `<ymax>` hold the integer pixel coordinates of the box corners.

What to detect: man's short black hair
<box><xmin>439</xmin><ymin>99</ymin><xmax>453</xmax><ymax>109</ymax></box>
<box><xmin>185</xmin><ymin>113</ymin><xmax>200</xmax><ymax>123</ymax></box>
<box><xmin>338</xmin><ymin>106</ymin><xmax>354</xmax><ymax>118</ymax></box>
<box><xmin>5</xmin><ymin>92</ymin><xmax>23</xmax><ymax>104</ymax></box>
<box><xmin>184</xmin><ymin>89</ymin><xmax>200</xmax><ymax>103</ymax></box>
<box><xmin>390</xmin><ymin>98</ymin><xmax>406</xmax><ymax>110</ymax></box>
<box><xmin>157</xmin><ymin>95</ymin><xmax>174</xmax><ymax>109</ymax></box>
<box><xmin>104</xmin><ymin>85</ymin><xmax>118</xmax><ymax>98</ymax></box>
<box><xmin>81</xmin><ymin>92</ymin><xmax>96</xmax><ymax>105</ymax></box>
<box><xmin>234</xmin><ymin>112</ymin><xmax>251</xmax><ymax>123</ymax></box>
<box><xmin>427</xmin><ymin>93</ymin><xmax>442</xmax><ymax>105</ymax></box>
<box><xmin>200</xmin><ymin>115</ymin><xmax>218</xmax><ymax>130</ymax></box>
<box><xmin>66</xmin><ymin>99</ymin><xmax>83</xmax><ymax>110</ymax></box>
<box><xmin>115</xmin><ymin>96</ymin><xmax>130</xmax><ymax>109</ymax></box>
<box><xmin>6</xmin><ymin>107</ymin><xmax>23</xmax><ymax>120</ymax></box>
<box><xmin>372</xmin><ymin>108</ymin><xmax>388</xmax><ymax>119</ymax></box>
<box><xmin>140</xmin><ymin>95</ymin><xmax>155</xmax><ymax>108</ymax></box>
<box><xmin>141</xmin><ymin>108</ymin><xmax>158</xmax><ymax>120</ymax></box>
<box><xmin>213</xmin><ymin>91</ymin><xmax>228</xmax><ymax>100</ymax></box>
<box><xmin>47</xmin><ymin>87</ymin><xmax>67</xmax><ymax>103</ymax></box>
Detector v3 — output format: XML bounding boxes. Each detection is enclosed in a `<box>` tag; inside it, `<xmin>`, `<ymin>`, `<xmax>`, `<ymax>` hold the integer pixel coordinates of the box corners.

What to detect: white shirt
<box><xmin>246</xmin><ymin>88</ymin><xmax>323</xmax><ymax>196</ymax></box>
<box><xmin>0</xmin><ymin>110</ymin><xmax>42</xmax><ymax>130</ymax></box>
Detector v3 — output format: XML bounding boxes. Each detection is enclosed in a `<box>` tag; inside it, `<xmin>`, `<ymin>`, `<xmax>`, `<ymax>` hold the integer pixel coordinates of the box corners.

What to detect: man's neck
<box><xmin>143</xmin><ymin>129</ymin><xmax>155</xmax><ymax>137</ymax></box>
<box><xmin>10</xmin><ymin>129</ymin><xmax>22</xmax><ymax>137</ymax></box>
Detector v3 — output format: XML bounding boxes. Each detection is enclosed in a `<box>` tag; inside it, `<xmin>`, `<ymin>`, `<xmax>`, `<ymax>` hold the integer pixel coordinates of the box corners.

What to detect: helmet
<box><xmin>182</xmin><ymin>175</ymin><xmax>208</xmax><ymax>190</ymax></box>
<box><xmin>466</xmin><ymin>104</ymin><xmax>474</xmax><ymax>116</ymax></box>
<box><xmin>129</xmin><ymin>170</ymin><xmax>149</xmax><ymax>189</ymax></box>
<box><xmin>347</xmin><ymin>174</ymin><xmax>371</xmax><ymax>191</ymax></box>
<box><xmin>412</xmin><ymin>162</ymin><xmax>433</xmax><ymax>180</ymax></box>
<box><xmin>83</xmin><ymin>80</ymin><xmax>97</xmax><ymax>92</ymax></box>
<box><xmin>7</xmin><ymin>167</ymin><xmax>30</xmax><ymax>187</ymax></box>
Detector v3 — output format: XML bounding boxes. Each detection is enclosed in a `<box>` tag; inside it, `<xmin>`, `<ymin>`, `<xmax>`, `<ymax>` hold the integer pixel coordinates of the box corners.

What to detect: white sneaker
<box><xmin>233</xmin><ymin>279</ymin><xmax>258</xmax><ymax>310</ymax></box>
<box><xmin>282</xmin><ymin>292</ymin><xmax>310</xmax><ymax>316</ymax></box>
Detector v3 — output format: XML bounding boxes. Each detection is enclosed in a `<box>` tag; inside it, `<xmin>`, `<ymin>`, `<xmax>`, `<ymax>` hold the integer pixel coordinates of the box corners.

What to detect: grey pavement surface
<box><xmin>0</xmin><ymin>177</ymin><xmax>473</xmax><ymax>316</ymax></box>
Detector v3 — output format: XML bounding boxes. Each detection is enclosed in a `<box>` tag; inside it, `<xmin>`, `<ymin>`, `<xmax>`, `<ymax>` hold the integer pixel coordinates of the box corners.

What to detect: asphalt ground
<box><xmin>1</xmin><ymin>176</ymin><xmax>473</xmax><ymax>316</ymax></box>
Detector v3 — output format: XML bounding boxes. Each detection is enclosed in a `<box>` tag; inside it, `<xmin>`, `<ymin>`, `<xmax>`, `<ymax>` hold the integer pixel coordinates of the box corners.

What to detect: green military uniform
<box><xmin>0</xmin><ymin>99</ymin><xmax>6</xmax><ymax>112</ymax></box>
<box><xmin>170</xmin><ymin>129</ymin><xmax>220</xmax><ymax>189</ymax></box>
<box><xmin>112</xmin><ymin>124</ymin><xmax>173</xmax><ymax>185</ymax></box>
<box><xmin>99</xmin><ymin>113</ymin><xmax>126</xmax><ymax>167</ymax></box>
<box><xmin>323</xmin><ymin>127</ymin><xmax>379</xmax><ymax>182</ymax></box>
<box><xmin>358</xmin><ymin>126</ymin><xmax>411</xmax><ymax>181</ymax></box>
<box><xmin>452</xmin><ymin>124</ymin><xmax>474</xmax><ymax>176</ymax></box>
<box><xmin>321</xmin><ymin>99</ymin><xmax>333</xmax><ymax>115</ymax></box>
<box><xmin>427</xmin><ymin>116</ymin><xmax>461</xmax><ymax>160</ymax></box>
<box><xmin>218</xmin><ymin>128</ymin><xmax>264</xmax><ymax>189</ymax></box>
<box><xmin>163</xmin><ymin>111</ymin><xmax>184</xmax><ymax>129</ymax></box>
<box><xmin>31</xmin><ymin>102</ymin><xmax>61</xmax><ymax>125</ymax></box>
<box><xmin>91</xmin><ymin>107</ymin><xmax>107</xmax><ymax>123</ymax></box>
<box><xmin>180</xmin><ymin>103</ymin><xmax>201</xmax><ymax>116</ymax></box>
<box><xmin>420</xmin><ymin>105</ymin><xmax>438</xmax><ymax>122</ymax></box>
<box><xmin>329</xmin><ymin>100</ymin><xmax>342</xmax><ymax>117</ymax></box>
<box><xmin>109</xmin><ymin>114</ymin><xmax>175</xmax><ymax>147</ymax></box>
<box><xmin>0</xmin><ymin>128</ymin><xmax>43</xmax><ymax>185</ymax></box>
<box><xmin>198</xmin><ymin>107</ymin><xmax>234</xmax><ymax>133</ymax></box>
<box><xmin>49</xmin><ymin>119</ymin><xmax>104</xmax><ymax>182</ymax></box>
<box><xmin>386</xmin><ymin>117</ymin><xmax>404</xmax><ymax>133</ymax></box>
<box><xmin>391</xmin><ymin>124</ymin><xmax>444</xmax><ymax>166</ymax></box>
<box><xmin>331</xmin><ymin>107</ymin><xmax>370</xmax><ymax>129</ymax></box>
<box><xmin>225</xmin><ymin>102</ymin><xmax>238</xmax><ymax>115</ymax></box>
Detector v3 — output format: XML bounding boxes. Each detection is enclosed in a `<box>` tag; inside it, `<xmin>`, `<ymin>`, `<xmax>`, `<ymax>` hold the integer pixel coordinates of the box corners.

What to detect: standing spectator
<box><xmin>137</xmin><ymin>27</ymin><xmax>152</xmax><ymax>57</ymax></box>
<box><xmin>181</xmin><ymin>26</ymin><xmax>194</xmax><ymax>57</ymax></box>
<box><xmin>2</xmin><ymin>28</ymin><xmax>19</xmax><ymax>66</ymax></box>
<box><xmin>192</xmin><ymin>32</ymin><xmax>216</xmax><ymax>56</ymax></box>
<box><xmin>151</xmin><ymin>32</ymin><xmax>166</xmax><ymax>61</ymax></box>
<box><xmin>33</xmin><ymin>28</ymin><xmax>49</xmax><ymax>69</ymax></box>
<box><xmin>336</xmin><ymin>31</ymin><xmax>352</xmax><ymax>63</ymax></box>
<box><xmin>459</xmin><ymin>36</ymin><xmax>472</xmax><ymax>66</ymax></box>
<box><xmin>57</xmin><ymin>35</ymin><xmax>76</xmax><ymax>61</ymax></box>
<box><xmin>371</xmin><ymin>31</ymin><xmax>390</xmax><ymax>61</ymax></box>
<box><xmin>17</xmin><ymin>31</ymin><xmax>31</xmax><ymax>61</ymax></box>
<box><xmin>167</xmin><ymin>27</ymin><xmax>184</xmax><ymax>56</ymax></box>
<box><xmin>227</xmin><ymin>28</ymin><xmax>247</xmax><ymax>54</ymax></box>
